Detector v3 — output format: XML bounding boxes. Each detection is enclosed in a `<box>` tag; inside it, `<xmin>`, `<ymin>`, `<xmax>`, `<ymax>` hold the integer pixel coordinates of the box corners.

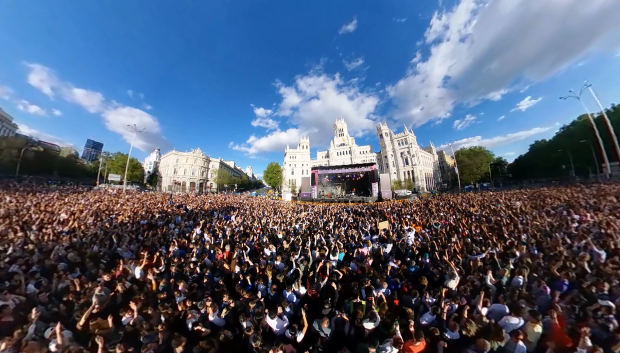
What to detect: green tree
<box><xmin>509</xmin><ymin>104</ymin><xmax>620</xmax><ymax>180</ymax></box>
<box><xmin>263</xmin><ymin>162</ymin><xmax>283</xmax><ymax>191</ymax></box>
<box><xmin>404</xmin><ymin>179</ymin><xmax>415</xmax><ymax>191</ymax></box>
<box><xmin>213</xmin><ymin>169</ymin><xmax>233</xmax><ymax>191</ymax></box>
<box><xmin>391</xmin><ymin>180</ymin><xmax>404</xmax><ymax>191</ymax></box>
<box><xmin>146</xmin><ymin>166</ymin><xmax>159</xmax><ymax>188</ymax></box>
<box><xmin>106</xmin><ymin>152</ymin><xmax>144</xmax><ymax>183</ymax></box>
<box><xmin>454</xmin><ymin>146</ymin><xmax>495</xmax><ymax>185</ymax></box>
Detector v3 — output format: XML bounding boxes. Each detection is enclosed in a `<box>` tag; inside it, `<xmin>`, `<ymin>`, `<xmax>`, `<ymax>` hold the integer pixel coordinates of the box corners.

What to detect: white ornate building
<box><xmin>143</xmin><ymin>148</ymin><xmax>161</xmax><ymax>182</ymax></box>
<box><xmin>159</xmin><ymin>148</ymin><xmax>210</xmax><ymax>193</ymax></box>
<box><xmin>0</xmin><ymin>107</ymin><xmax>18</xmax><ymax>137</ymax></box>
<box><xmin>282</xmin><ymin>118</ymin><xmax>441</xmax><ymax>193</ymax></box>
<box><xmin>376</xmin><ymin>122</ymin><xmax>441</xmax><ymax>192</ymax></box>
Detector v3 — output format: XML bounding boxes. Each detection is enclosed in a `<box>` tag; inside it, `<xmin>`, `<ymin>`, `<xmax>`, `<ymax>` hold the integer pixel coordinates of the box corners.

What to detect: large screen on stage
<box><xmin>301</xmin><ymin>177</ymin><xmax>311</xmax><ymax>193</ymax></box>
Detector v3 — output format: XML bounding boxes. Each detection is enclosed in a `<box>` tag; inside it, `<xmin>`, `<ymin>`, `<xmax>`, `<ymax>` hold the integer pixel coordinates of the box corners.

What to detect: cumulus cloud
<box><xmin>343</xmin><ymin>57</ymin><xmax>364</xmax><ymax>71</ymax></box>
<box><xmin>17</xmin><ymin>123</ymin><xmax>72</xmax><ymax>146</ymax></box>
<box><xmin>497</xmin><ymin>115</ymin><xmax>506</xmax><ymax>121</ymax></box>
<box><xmin>16</xmin><ymin>100</ymin><xmax>47</xmax><ymax>116</ymax></box>
<box><xmin>231</xmin><ymin>71</ymin><xmax>380</xmax><ymax>155</ymax></box>
<box><xmin>0</xmin><ymin>84</ymin><xmax>12</xmax><ymax>100</ymax></box>
<box><xmin>24</xmin><ymin>63</ymin><xmax>168</xmax><ymax>152</ymax></box>
<box><xmin>251</xmin><ymin>117</ymin><xmax>279</xmax><ymax>131</ymax></box>
<box><xmin>339</xmin><ymin>17</ymin><xmax>358</xmax><ymax>34</ymax></box>
<box><xmin>438</xmin><ymin>126</ymin><xmax>552</xmax><ymax>151</ymax></box>
<box><xmin>250</xmin><ymin>104</ymin><xmax>274</xmax><ymax>118</ymax></box>
<box><xmin>511</xmin><ymin>96</ymin><xmax>542</xmax><ymax>112</ymax></box>
<box><xmin>52</xmin><ymin>109</ymin><xmax>62</xmax><ymax>116</ymax></box>
<box><xmin>453</xmin><ymin>114</ymin><xmax>476</xmax><ymax>130</ymax></box>
<box><xmin>388</xmin><ymin>0</ymin><xmax>620</xmax><ymax>127</ymax></box>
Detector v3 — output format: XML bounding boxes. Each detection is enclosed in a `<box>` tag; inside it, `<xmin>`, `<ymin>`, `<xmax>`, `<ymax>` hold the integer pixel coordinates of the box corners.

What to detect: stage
<box><xmin>297</xmin><ymin>162</ymin><xmax>383</xmax><ymax>202</ymax></box>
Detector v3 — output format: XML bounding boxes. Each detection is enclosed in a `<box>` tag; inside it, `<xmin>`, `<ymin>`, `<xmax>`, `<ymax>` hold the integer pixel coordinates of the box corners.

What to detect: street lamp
<box><xmin>448</xmin><ymin>142</ymin><xmax>462</xmax><ymax>192</ymax></box>
<box><xmin>560</xmin><ymin>83</ymin><xmax>611</xmax><ymax>177</ymax></box>
<box><xmin>123</xmin><ymin>124</ymin><xmax>146</xmax><ymax>192</ymax></box>
<box><xmin>15</xmin><ymin>145</ymin><xmax>44</xmax><ymax>178</ymax></box>
<box><xmin>585</xmin><ymin>82</ymin><xmax>620</xmax><ymax>168</ymax></box>
<box><xmin>580</xmin><ymin>139</ymin><xmax>601</xmax><ymax>181</ymax></box>
<box><xmin>557</xmin><ymin>149</ymin><xmax>575</xmax><ymax>178</ymax></box>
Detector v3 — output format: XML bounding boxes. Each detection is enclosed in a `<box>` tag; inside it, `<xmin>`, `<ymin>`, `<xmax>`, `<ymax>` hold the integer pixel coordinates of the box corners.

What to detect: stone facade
<box><xmin>282</xmin><ymin>118</ymin><xmax>442</xmax><ymax>193</ymax></box>
<box><xmin>159</xmin><ymin>149</ymin><xmax>210</xmax><ymax>193</ymax></box>
<box><xmin>437</xmin><ymin>150</ymin><xmax>456</xmax><ymax>187</ymax></box>
<box><xmin>0</xmin><ymin>107</ymin><xmax>18</xmax><ymax>137</ymax></box>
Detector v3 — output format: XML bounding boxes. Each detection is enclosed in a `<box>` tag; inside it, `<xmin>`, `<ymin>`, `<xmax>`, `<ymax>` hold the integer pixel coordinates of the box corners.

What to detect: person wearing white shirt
<box><xmin>265</xmin><ymin>310</ymin><xmax>289</xmax><ymax>336</ymax></box>
<box><xmin>498</xmin><ymin>306</ymin><xmax>524</xmax><ymax>333</ymax></box>
<box><xmin>285</xmin><ymin>309</ymin><xmax>308</xmax><ymax>343</ymax></box>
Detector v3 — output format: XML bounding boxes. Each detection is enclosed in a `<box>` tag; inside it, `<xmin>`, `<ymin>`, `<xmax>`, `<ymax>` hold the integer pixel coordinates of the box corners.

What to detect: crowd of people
<box><xmin>1</xmin><ymin>180</ymin><xmax>619</xmax><ymax>353</ymax></box>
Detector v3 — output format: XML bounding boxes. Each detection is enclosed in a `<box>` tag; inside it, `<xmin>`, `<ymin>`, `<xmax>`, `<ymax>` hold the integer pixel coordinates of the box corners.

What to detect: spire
<box><xmin>404</xmin><ymin>125</ymin><xmax>408</xmax><ymax>133</ymax></box>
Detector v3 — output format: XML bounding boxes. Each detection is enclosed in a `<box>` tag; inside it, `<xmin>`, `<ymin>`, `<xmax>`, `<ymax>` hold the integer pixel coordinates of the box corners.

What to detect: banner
<box><xmin>108</xmin><ymin>174</ymin><xmax>121</xmax><ymax>182</ymax></box>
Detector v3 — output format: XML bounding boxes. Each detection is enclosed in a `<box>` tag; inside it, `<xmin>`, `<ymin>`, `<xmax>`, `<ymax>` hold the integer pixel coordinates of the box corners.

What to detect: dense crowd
<box><xmin>1</xmin><ymin>181</ymin><xmax>620</xmax><ymax>353</ymax></box>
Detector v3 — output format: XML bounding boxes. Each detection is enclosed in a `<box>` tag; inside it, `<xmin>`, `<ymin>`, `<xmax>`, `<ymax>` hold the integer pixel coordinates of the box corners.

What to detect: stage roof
<box><xmin>311</xmin><ymin>162</ymin><xmax>376</xmax><ymax>171</ymax></box>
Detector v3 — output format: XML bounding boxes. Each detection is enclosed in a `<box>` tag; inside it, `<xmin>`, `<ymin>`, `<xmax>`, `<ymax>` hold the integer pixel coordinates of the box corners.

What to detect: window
<box><xmin>192</xmin><ymin>170</ymin><xmax>196</xmax><ymax>176</ymax></box>
<box><xmin>174</xmin><ymin>168</ymin><xmax>178</xmax><ymax>175</ymax></box>
<box><xmin>405</xmin><ymin>158</ymin><xmax>409</xmax><ymax>166</ymax></box>
<box><xmin>291</xmin><ymin>170</ymin><xmax>294</xmax><ymax>176</ymax></box>
<box><xmin>176</xmin><ymin>158</ymin><xmax>179</xmax><ymax>164</ymax></box>
<box><xmin>184</xmin><ymin>169</ymin><xmax>187</xmax><ymax>175</ymax></box>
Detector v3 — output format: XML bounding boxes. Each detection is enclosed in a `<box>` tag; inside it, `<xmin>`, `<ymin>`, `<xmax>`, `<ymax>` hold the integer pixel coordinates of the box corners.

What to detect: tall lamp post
<box><xmin>123</xmin><ymin>124</ymin><xmax>146</xmax><ymax>192</ymax></box>
<box><xmin>558</xmin><ymin>149</ymin><xmax>575</xmax><ymax>178</ymax></box>
<box><xmin>560</xmin><ymin>83</ymin><xmax>611</xmax><ymax>177</ymax></box>
<box><xmin>15</xmin><ymin>146</ymin><xmax>44</xmax><ymax>178</ymax></box>
<box><xmin>449</xmin><ymin>142</ymin><xmax>462</xmax><ymax>192</ymax></box>
<box><xmin>581</xmin><ymin>139</ymin><xmax>601</xmax><ymax>181</ymax></box>
<box><xmin>586</xmin><ymin>82</ymin><xmax>620</xmax><ymax>169</ymax></box>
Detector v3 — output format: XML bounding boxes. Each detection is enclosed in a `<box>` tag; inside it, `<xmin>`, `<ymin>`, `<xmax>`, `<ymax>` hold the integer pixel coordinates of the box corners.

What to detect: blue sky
<box><xmin>1</xmin><ymin>0</ymin><xmax>619</xmax><ymax>177</ymax></box>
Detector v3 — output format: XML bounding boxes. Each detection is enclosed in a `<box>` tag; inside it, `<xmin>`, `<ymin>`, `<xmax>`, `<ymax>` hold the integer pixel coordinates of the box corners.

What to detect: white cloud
<box><xmin>101</xmin><ymin>105</ymin><xmax>168</xmax><ymax>151</ymax></box>
<box><xmin>233</xmin><ymin>71</ymin><xmax>380</xmax><ymax>155</ymax></box>
<box><xmin>17</xmin><ymin>123</ymin><xmax>71</xmax><ymax>146</ymax></box>
<box><xmin>497</xmin><ymin>115</ymin><xmax>506</xmax><ymax>121</ymax></box>
<box><xmin>52</xmin><ymin>109</ymin><xmax>62</xmax><ymax>116</ymax></box>
<box><xmin>231</xmin><ymin>129</ymin><xmax>303</xmax><ymax>155</ymax></box>
<box><xmin>394</xmin><ymin>18</ymin><xmax>407</xmax><ymax>23</ymax></box>
<box><xmin>453</xmin><ymin>114</ymin><xmax>476</xmax><ymax>130</ymax></box>
<box><xmin>143</xmin><ymin>104</ymin><xmax>153</xmax><ymax>110</ymax></box>
<box><xmin>23</xmin><ymin>63</ymin><xmax>168</xmax><ymax>152</ymax></box>
<box><xmin>388</xmin><ymin>0</ymin><xmax>620</xmax><ymax>127</ymax></box>
<box><xmin>25</xmin><ymin>63</ymin><xmax>58</xmax><ymax>98</ymax></box>
<box><xmin>16</xmin><ymin>100</ymin><xmax>47</xmax><ymax>116</ymax></box>
<box><xmin>511</xmin><ymin>96</ymin><xmax>542</xmax><ymax>112</ymax></box>
<box><xmin>127</xmin><ymin>90</ymin><xmax>134</xmax><ymax>98</ymax></box>
<box><xmin>339</xmin><ymin>17</ymin><xmax>358</xmax><ymax>34</ymax></box>
<box><xmin>251</xmin><ymin>117</ymin><xmax>279</xmax><ymax>131</ymax></box>
<box><xmin>438</xmin><ymin>126</ymin><xmax>552</xmax><ymax>151</ymax></box>
<box><xmin>68</xmin><ymin>88</ymin><xmax>104</xmax><ymax>113</ymax></box>
<box><xmin>0</xmin><ymin>84</ymin><xmax>12</xmax><ymax>100</ymax></box>
<box><xmin>250</xmin><ymin>104</ymin><xmax>274</xmax><ymax>118</ymax></box>
<box><xmin>343</xmin><ymin>57</ymin><xmax>364</xmax><ymax>71</ymax></box>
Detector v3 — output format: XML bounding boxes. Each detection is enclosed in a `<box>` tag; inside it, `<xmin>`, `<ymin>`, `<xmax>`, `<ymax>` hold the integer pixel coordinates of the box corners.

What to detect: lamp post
<box><xmin>488</xmin><ymin>164</ymin><xmax>493</xmax><ymax>188</ymax></box>
<box><xmin>449</xmin><ymin>142</ymin><xmax>462</xmax><ymax>192</ymax></box>
<box><xmin>586</xmin><ymin>82</ymin><xmax>620</xmax><ymax>169</ymax></box>
<box><xmin>558</xmin><ymin>149</ymin><xmax>575</xmax><ymax>178</ymax></box>
<box><xmin>15</xmin><ymin>146</ymin><xmax>44</xmax><ymax>178</ymax></box>
<box><xmin>123</xmin><ymin>124</ymin><xmax>146</xmax><ymax>192</ymax></box>
<box><xmin>580</xmin><ymin>139</ymin><xmax>600</xmax><ymax>181</ymax></box>
<box><xmin>560</xmin><ymin>83</ymin><xmax>611</xmax><ymax>177</ymax></box>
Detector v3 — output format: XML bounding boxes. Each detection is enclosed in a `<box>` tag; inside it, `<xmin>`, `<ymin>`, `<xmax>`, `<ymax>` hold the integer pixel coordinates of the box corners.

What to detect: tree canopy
<box><xmin>454</xmin><ymin>146</ymin><xmax>495</xmax><ymax>185</ymax></box>
<box><xmin>0</xmin><ymin>137</ymin><xmax>95</xmax><ymax>180</ymax></box>
<box><xmin>105</xmin><ymin>152</ymin><xmax>144</xmax><ymax>183</ymax></box>
<box><xmin>263</xmin><ymin>162</ymin><xmax>283</xmax><ymax>191</ymax></box>
<box><xmin>509</xmin><ymin>104</ymin><xmax>620</xmax><ymax>180</ymax></box>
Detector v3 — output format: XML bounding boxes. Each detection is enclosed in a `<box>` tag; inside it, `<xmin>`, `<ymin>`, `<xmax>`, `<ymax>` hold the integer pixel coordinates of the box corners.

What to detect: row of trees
<box><xmin>213</xmin><ymin>168</ymin><xmax>263</xmax><ymax>191</ymax></box>
<box><xmin>509</xmin><ymin>104</ymin><xmax>620</xmax><ymax>180</ymax></box>
<box><xmin>0</xmin><ymin>136</ymin><xmax>146</xmax><ymax>184</ymax></box>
